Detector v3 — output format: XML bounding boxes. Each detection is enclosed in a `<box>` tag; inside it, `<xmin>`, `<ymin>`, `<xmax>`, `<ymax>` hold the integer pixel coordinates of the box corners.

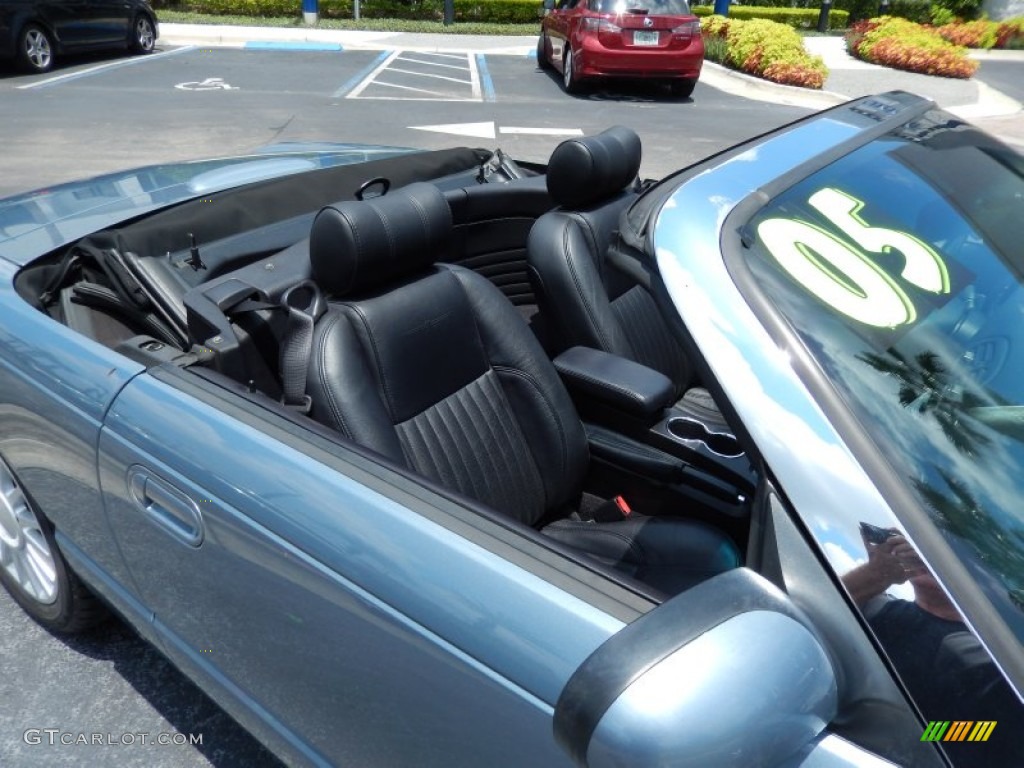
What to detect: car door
<box><xmin>545</xmin><ymin>0</ymin><xmax>580</xmax><ymax>66</ymax></box>
<box><xmin>97</xmin><ymin>363</ymin><xmax>637</xmax><ymax>766</ymax></box>
<box><xmin>32</xmin><ymin>0</ymin><xmax>90</xmax><ymax>46</ymax></box>
<box><xmin>81</xmin><ymin>0</ymin><xmax>130</xmax><ymax>46</ymax></box>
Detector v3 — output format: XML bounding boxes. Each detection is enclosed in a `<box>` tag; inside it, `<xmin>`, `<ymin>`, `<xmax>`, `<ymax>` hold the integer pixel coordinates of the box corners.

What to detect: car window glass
<box><xmin>741</xmin><ymin>117</ymin><xmax>1024</xmax><ymax>761</ymax></box>
<box><xmin>590</xmin><ymin>0</ymin><xmax>692</xmax><ymax>14</ymax></box>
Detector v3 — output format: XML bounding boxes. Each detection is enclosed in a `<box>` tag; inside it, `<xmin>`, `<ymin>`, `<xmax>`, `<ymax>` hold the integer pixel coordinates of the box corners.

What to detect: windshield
<box><xmin>745</xmin><ymin>120</ymin><xmax>1024</xmax><ymax>634</ymax></box>
<box><xmin>743</xmin><ymin>119</ymin><xmax>1024</xmax><ymax>639</ymax></box>
<box><xmin>590</xmin><ymin>0</ymin><xmax>692</xmax><ymax>14</ymax></box>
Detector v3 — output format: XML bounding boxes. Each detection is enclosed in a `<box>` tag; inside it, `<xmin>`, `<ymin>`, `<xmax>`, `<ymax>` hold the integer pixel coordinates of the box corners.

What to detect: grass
<box><xmin>157</xmin><ymin>10</ymin><xmax>540</xmax><ymax>35</ymax></box>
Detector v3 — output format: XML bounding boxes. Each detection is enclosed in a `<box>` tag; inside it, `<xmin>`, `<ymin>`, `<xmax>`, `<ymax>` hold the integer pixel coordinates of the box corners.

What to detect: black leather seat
<box><xmin>526</xmin><ymin>126</ymin><xmax>726</xmax><ymax>429</ymax></box>
<box><xmin>303</xmin><ymin>181</ymin><xmax>740</xmax><ymax>595</ymax></box>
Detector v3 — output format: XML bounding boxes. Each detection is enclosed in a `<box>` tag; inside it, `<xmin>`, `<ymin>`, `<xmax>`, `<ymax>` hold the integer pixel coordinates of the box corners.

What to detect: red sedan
<box><xmin>538</xmin><ymin>0</ymin><xmax>704</xmax><ymax>97</ymax></box>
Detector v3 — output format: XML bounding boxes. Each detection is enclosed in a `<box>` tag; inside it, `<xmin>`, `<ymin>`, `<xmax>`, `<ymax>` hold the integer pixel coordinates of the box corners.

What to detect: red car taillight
<box><xmin>671</xmin><ymin>20</ymin><xmax>701</xmax><ymax>37</ymax></box>
<box><xmin>581</xmin><ymin>17</ymin><xmax>622</xmax><ymax>34</ymax></box>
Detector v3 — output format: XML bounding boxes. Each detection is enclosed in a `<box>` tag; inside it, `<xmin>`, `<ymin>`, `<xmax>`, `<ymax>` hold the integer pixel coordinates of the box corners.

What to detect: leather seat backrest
<box><xmin>527</xmin><ymin>127</ymin><xmax>695</xmax><ymax>392</ymax></box>
<box><xmin>306</xmin><ymin>182</ymin><xmax>589</xmax><ymax>526</ymax></box>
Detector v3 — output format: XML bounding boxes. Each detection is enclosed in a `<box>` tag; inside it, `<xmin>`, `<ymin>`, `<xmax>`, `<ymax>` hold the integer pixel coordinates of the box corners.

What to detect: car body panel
<box><xmin>93</xmin><ymin>368</ymin><xmax>626</xmax><ymax>764</ymax></box>
<box><xmin>0</xmin><ymin>256</ymin><xmax>144</xmax><ymax>590</ymax></box>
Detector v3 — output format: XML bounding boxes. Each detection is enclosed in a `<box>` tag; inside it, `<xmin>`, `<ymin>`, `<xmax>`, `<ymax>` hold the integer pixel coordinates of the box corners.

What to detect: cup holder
<box><xmin>666</xmin><ymin>417</ymin><xmax>744</xmax><ymax>458</ymax></box>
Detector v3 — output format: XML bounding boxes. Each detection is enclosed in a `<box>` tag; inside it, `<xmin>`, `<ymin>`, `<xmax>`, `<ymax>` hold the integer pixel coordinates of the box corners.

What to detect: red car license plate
<box><xmin>633</xmin><ymin>30</ymin><xmax>659</xmax><ymax>46</ymax></box>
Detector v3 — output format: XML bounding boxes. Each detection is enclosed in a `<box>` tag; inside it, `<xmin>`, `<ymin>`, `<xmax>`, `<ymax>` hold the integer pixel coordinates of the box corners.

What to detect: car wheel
<box><xmin>131</xmin><ymin>15</ymin><xmax>156</xmax><ymax>54</ymax></box>
<box><xmin>563</xmin><ymin>48</ymin><xmax>582</xmax><ymax>94</ymax></box>
<box><xmin>669</xmin><ymin>78</ymin><xmax>697</xmax><ymax>99</ymax></box>
<box><xmin>16</xmin><ymin>24</ymin><xmax>54</xmax><ymax>74</ymax></box>
<box><xmin>537</xmin><ymin>33</ymin><xmax>553</xmax><ymax>71</ymax></box>
<box><xmin>0</xmin><ymin>455</ymin><xmax>105</xmax><ymax>633</ymax></box>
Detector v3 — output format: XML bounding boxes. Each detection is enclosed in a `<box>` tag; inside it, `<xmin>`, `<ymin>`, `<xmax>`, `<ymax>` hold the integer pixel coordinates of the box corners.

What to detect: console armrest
<box><xmin>553</xmin><ymin>347</ymin><xmax>675</xmax><ymax>418</ymax></box>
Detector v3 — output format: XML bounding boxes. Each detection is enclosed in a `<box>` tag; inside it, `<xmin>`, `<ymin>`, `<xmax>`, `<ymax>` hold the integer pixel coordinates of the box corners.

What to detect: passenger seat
<box><xmin>526</xmin><ymin>126</ymin><xmax>727</xmax><ymax>430</ymax></box>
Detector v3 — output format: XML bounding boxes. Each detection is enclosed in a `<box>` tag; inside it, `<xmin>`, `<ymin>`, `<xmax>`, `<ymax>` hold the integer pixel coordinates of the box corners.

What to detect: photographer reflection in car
<box><xmin>842</xmin><ymin>525</ymin><xmax>1022</xmax><ymax>766</ymax></box>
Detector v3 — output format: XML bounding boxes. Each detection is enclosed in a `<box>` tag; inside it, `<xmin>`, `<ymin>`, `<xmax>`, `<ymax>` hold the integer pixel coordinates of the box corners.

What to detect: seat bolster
<box><xmin>444</xmin><ymin>264</ymin><xmax>590</xmax><ymax>507</ymax></box>
<box><xmin>306</xmin><ymin>307</ymin><xmax>407</xmax><ymax>465</ymax></box>
<box><xmin>542</xmin><ymin>516</ymin><xmax>741</xmax><ymax>595</ymax></box>
<box><xmin>527</xmin><ymin>213</ymin><xmax>633</xmax><ymax>357</ymax></box>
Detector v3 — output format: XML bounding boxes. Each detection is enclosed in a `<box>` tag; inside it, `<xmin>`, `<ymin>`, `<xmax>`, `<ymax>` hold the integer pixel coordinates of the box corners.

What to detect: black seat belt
<box><xmin>277</xmin><ymin>280</ymin><xmax>326</xmax><ymax>414</ymax></box>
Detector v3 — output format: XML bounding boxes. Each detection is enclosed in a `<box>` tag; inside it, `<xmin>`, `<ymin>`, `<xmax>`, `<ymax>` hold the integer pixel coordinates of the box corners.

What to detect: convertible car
<box><xmin>1</xmin><ymin>92</ymin><xmax>1022</xmax><ymax>767</ymax></box>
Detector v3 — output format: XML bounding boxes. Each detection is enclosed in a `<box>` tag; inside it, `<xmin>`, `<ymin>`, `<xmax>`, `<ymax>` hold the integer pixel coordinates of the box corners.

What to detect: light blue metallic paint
<box><xmin>780</xmin><ymin>734</ymin><xmax>900</xmax><ymax>768</ymax></box>
<box><xmin>97</xmin><ymin>371</ymin><xmax>625</xmax><ymax>765</ymax></box>
<box><xmin>587</xmin><ymin>611</ymin><xmax>837</xmax><ymax>768</ymax></box>
<box><xmin>0</xmin><ymin>258</ymin><xmax>144</xmax><ymax>594</ymax></box>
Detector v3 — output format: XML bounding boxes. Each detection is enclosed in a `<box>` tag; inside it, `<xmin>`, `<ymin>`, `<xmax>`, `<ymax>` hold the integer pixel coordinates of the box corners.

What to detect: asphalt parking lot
<box><xmin>0</xmin><ymin>42</ymin><xmax>814</xmax><ymax>198</ymax></box>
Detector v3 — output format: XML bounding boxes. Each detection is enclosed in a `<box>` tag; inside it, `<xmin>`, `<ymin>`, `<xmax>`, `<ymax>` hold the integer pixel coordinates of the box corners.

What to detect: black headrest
<box><xmin>310</xmin><ymin>181</ymin><xmax>452</xmax><ymax>297</ymax></box>
<box><xmin>546</xmin><ymin>126</ymin><xmax>642</xmax><ymax>209</ymax></box>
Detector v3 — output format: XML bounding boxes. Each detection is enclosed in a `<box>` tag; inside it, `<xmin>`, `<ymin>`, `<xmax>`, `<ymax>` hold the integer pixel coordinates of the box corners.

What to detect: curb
<box><xmin>700</xmin><ymin>61</ymin><xmax>847</xmax><ymax>110</ymax></box>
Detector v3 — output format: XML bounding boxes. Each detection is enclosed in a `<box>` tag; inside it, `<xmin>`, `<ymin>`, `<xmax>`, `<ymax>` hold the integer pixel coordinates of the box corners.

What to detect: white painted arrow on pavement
<box><xmin>410</xmin><ymin>122</ymin><xmax>583</xmax><ymax>140</ymax></box>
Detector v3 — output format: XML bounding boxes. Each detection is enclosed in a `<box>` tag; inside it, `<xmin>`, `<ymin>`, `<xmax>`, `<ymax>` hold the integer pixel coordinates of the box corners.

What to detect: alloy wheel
<box><xmin>0</xmin><ymin>457</ymin><xmax>57</xmax><ymax>605</ymax></box>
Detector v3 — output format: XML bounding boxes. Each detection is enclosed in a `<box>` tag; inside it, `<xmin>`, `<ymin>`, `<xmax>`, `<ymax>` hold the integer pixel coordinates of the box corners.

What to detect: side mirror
<box><xmin>554</xmin><ymin>569</ymin><xmax>838</xmax><ymax>768</ymax></box>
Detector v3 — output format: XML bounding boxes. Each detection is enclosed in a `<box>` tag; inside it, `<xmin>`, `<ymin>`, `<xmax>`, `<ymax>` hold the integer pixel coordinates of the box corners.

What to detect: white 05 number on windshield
<box><xmin>758</xmin><ymin>188</ymin><xmax>949</xmax><ymax>328</ymax></box>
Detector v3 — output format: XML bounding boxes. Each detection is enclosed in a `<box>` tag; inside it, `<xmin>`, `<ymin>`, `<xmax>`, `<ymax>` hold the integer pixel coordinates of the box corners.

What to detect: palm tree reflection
<box><xmin>857</xmin><ymin>348</ymin><xmax>990</xmax><ymax>456</ymax></box>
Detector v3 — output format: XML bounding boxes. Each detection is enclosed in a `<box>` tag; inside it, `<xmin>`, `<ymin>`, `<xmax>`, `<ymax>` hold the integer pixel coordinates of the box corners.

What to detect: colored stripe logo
<box><xmin>921</xmin><ymin>721</ymin><xmax>996</xmax><ymax>742</ymax></box>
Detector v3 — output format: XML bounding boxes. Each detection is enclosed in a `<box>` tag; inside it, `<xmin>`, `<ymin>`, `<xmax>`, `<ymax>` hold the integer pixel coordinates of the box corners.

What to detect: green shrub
<box><xmin>693</xmin><ymin>5</ymin><xmax>848</xmax><ymax>30</ymax></box>
<box><xmin>703</xmin><ymin>15</ymin><xmax>828</xmax><ymax>88</ymax></box>
<box><xmin>928</xmin><ymin>0</ymin><xmax>983</xmax><ymax>22</ymax></box>
<box><xmin>177</xmin><ymin>0</ymin><xmax>543</xmax><ymax>22</ymax></box>
<box><xmin>846</xmin><ymin>16</ymin><xmax>978</xmax><ymax>77</ymax></box>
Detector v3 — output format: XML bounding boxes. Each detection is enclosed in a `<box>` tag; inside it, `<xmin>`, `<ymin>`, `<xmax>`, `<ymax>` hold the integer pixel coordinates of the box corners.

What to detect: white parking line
<box><xmin>372</xmin><ymin>82</ymin><xmax>453</xmax><ymax>98</ymax></box>
<box><xmin>346</xmin><ymin>50</ymin><xmax>481</xmax><ymax>102</ymax></box>
<box><xmin>345</xmin><ymin>50</ymin><xmax>403</xmax><ymax>99</ymax></box>
<box><xmin>395</xmin><ymin>55</ymin><xmax>470</xmax><ymax>73</ymax></box>
<box><xmin>387</xmin><ymin>67</ymin><xmax>472</xmax><ymax>86</ymax></box>
<box><xmin>17</xmin><ymin>46</ymin><xmax>196</xmax><ymax>90</ymax></box>
<box><xmin>499</xmin><ymin>127</ymin><xmax>585</xmax><ymax>136</ymax></box>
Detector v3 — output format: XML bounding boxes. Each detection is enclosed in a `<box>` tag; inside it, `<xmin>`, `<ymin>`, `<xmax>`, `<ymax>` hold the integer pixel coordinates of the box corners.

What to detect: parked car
<box><xmin>1</xmin><ymin>93</ymin><xmax>1022</xmax><ymax>768</ymax></box>
<box><xmin>0</xmin><ymin>0</ymin><xmax>158</xmax><ymax>74</ymax></box>
<box><xmin>537</xmin><ymin>0</ymin><xmax>703</xmax><ymax>96</ymax></box>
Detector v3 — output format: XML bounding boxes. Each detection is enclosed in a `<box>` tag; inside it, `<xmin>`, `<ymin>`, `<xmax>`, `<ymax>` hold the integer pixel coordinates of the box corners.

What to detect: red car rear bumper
<box><xmin>575</xmin><ymin>34</ymin><xmax>703</xmax><ymax>80</ymax></box>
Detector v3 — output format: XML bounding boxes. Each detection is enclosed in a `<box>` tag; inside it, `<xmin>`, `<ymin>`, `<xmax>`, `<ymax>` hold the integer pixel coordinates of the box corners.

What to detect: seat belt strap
<box><xmin>278</xmin><ymin>281</ymin><xmax>326</xmax><ymax>414</ymax></box>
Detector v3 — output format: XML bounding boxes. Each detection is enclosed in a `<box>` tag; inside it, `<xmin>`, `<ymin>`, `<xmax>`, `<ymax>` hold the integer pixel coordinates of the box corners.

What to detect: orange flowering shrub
<box><xmin>847</xmin><ymin>16</ymin><xmax>978</xmax><ymax>78</ymax></box>
<box><xmin>702</xmin><ymin>15</ymin><xmax>828</xmax><ymax>89</ymax></box>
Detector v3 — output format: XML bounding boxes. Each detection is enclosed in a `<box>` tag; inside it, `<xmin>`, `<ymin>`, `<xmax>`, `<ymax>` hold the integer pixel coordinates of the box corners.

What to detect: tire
<box><xmin>0</xmin><ymin>455</ymin><xmax>106</xmax><ymax>633</ymax></box>
<box><xmin>16</xmin><ymin>24</ymin><xmax>54</xmax><ymax>74</ymax></box>
<box><xmin>563</xmin><ymin>48</ymin><xmax>582</xmax><ymax>94</ymax></box>
<box><xmin>536</xmin><ymin>33</ymin><xmax>553</xmax><ymax>71</ymax></box>
<box><xmin>669</xmin><ymin>78</ymin><xmax>697</xmax><ymax>99</ymax></box>
<box><xmin>131</xmin><ymin>15</ymin><xmax>156</xmax><ymax>54</ymax></box>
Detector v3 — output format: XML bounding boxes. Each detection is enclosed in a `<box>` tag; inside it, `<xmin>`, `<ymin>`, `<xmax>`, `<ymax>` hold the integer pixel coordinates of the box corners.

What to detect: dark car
<box><xmin>2</xmin><ymin>95</ymin><xmax>1023</xmax><ymax>767</ymax></box>
<box><xmin>537</xmin><ymin>0</ymin><xmax>703</xmax><ymax>97</ymax></box>
<box><xmin>0</xmin><ymin>0</ymin><xmax>158</xmax><ymax>74</ymax></box>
